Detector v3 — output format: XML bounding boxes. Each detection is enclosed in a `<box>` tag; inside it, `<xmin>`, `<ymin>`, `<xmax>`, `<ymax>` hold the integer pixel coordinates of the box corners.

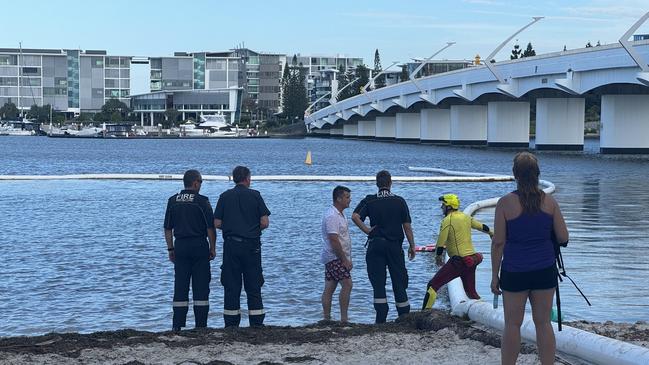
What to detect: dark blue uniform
<box><xmin>214</xmin><ymin>184</ymin><xmax>270</xmax><ymax>327</ymax></box>
<box><xmin>164</xmin><ymin>189</ymin><xmax>214</xmax><ymax>329</ymax></box>
<box><xmin>354</xmin><ymin>189</ymin><xmax>412</xmax><ymax>323</ymax></box>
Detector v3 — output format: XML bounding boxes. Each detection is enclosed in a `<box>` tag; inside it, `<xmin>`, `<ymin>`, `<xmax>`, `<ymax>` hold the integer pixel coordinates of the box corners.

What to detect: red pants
<box><xmin>428</xmin><ymin>253</ymin><xmax>483</xmax><ymax>299</ymax></box>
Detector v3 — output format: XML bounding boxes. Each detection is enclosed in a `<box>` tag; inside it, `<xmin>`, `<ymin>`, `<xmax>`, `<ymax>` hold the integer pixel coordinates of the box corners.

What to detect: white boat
<box><xmin>48</xmin><ymin>124</ymin><xmax>104</xmax><ymax>138</ymax></box>
<box><xmin>179</xmin><ymin>114</ymin><xmax>239</xmax><ymax>137</ymax></box>
<box><xmin>0</xmin><ymin>120</ymin><xmax>37</xmax><ymax>136</ymax></box>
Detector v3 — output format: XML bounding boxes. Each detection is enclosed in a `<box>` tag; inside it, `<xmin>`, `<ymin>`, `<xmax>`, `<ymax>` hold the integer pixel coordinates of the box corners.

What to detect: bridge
<box><xmin>305</xmin><ymin>15</ymin><xmax>649</xmax><ymax>154</ymax></box>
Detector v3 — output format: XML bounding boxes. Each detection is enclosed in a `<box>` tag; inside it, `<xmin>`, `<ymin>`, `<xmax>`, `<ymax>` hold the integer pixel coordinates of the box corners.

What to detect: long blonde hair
<box><xmin>513</xmin><ymin>152</ymin><xmax>544</xmax><ymax>213</ymax></box>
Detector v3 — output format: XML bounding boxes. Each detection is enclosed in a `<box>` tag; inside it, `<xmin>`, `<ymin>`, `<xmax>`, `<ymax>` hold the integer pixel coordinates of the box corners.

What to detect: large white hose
<box><xmin>409</xmin><ymin>166</ymin><xmax>649</xmax><ymax>365</ymax></box>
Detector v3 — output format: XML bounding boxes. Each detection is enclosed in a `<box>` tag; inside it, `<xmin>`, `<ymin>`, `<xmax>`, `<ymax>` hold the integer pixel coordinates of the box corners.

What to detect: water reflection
<box><xmin>0</xmin><ymin>137</ymin><xmax>648</xmax><ymax>336</ymax></box>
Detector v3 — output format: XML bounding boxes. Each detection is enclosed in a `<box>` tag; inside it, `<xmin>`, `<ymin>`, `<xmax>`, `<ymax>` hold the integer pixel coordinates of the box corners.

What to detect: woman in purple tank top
<box><xmin>491</xmin><ymin>152</ymin><xmax>569</xmax><ymax>365</ymax></box>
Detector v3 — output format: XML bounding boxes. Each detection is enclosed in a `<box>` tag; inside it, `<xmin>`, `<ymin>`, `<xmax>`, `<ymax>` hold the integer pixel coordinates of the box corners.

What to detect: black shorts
<box><xmin>500</xmin><ymin>264</ymin><xmax>558</xmax><ymax>292</ymax></box>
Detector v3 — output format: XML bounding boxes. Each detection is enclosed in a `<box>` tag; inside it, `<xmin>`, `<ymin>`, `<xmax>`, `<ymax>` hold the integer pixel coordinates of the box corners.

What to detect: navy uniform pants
<box><xmin>221</xmin><ymin>237</ymin><xmax>265</xmax><ymax>327</ymax></box>
<box><xmin>173</xmin><ymin>238</ymin><xmax>211</xmax><ymax>329</ymax></box>
<box><xmin>365</xmin><ymin>238</ymin><xmax>410</xmax><ymax>323</ymax></box>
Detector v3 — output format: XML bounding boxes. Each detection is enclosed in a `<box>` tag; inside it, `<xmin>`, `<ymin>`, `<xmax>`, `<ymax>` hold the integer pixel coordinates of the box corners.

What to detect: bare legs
<box><xmin>321</xmin><ymin>278</ymin><xmax>353</xmax><ymax>322</ymax></box>
<box><xmin>530</xmin><ymin>288</ymin><xmax>556</xmax><ymax>365</ymax></box>
<box><xmin>502</xmin><ymin>288</ymin><xmax>556</xmax><ymax>365</ymax></box>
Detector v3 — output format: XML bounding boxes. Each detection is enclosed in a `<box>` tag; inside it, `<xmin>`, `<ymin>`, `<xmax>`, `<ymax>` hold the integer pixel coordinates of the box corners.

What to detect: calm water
<box><xmin>1</xmin><ymin>136</ymin><xmax>648</xmax><ymax>337</ymax></box>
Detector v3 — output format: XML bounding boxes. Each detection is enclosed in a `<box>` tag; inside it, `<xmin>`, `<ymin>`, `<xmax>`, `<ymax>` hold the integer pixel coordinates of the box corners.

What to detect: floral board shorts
<box><xmin>325</xmin><ymin>259</ymin><xmax>351</xmax><ymax>282</ymax></box>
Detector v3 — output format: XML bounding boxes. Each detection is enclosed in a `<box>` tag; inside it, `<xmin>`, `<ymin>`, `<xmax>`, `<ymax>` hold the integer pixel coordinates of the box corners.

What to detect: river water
<box><xmin>0</xmin><ymin>136</ymin><xmax>647</xmax><ymax>337</ymax></box>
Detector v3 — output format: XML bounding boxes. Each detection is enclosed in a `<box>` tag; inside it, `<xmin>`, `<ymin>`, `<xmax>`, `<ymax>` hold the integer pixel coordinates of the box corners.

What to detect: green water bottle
<box><xmin>550</xmin><ymin>307</ymin><xmax>563</xmax><ymax>322</ymax></box>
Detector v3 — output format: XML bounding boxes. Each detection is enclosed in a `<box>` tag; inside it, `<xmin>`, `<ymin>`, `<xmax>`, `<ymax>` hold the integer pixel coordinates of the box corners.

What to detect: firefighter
<box><xmin>352</xmin><ymin>170</ymin><xmax>416</xmax><ymax>323</ymax></box>
<box><xmin>164</xmin><ymin>169</ymin><xmax>216</xmax><ymax>331</ymax></box>
<box><xmin>214</xmin><ymin>166</ymin><xmax>271</xmax><ymax>327</ymax></box>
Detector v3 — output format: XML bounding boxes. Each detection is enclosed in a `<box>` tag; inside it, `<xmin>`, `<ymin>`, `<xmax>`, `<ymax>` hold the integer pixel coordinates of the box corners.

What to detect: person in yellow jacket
<box><xmin>422</xmin><ymin>194</ymin><xmax>493</xmax><ymax>309</ymax></box>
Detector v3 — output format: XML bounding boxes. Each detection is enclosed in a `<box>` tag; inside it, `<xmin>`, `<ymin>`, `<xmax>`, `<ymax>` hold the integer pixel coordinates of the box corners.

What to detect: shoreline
<box><xmin>1</xmin><ymin>311</ymin><xmax>645</xmax><ymax>365</ymax></box>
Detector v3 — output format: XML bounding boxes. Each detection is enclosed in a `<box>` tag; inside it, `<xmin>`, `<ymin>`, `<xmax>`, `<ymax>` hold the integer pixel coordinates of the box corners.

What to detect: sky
<box><xmin>4</xmin><ymin>0</ymin><xmax>649</xmax><ymax>94</ymax></box>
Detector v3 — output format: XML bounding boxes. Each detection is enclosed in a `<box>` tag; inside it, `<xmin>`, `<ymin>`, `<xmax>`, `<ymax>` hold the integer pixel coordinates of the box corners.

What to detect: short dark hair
<box><xmin>376</xmin><ymin>170</ymin><xmax>391</xmax><ymax>189</ymax></box>
<box><xmin>332</xmin><ymin>185</ymin><xmax>351</xmax><ymax>203</ymax></box>
<box><xmin>183</xmin><ymin>169</ymin><xmax>201</xmax><ymax>188</ymax></box>
<box><xmin>232</xmin><ymin>165</ymin><xmax>251</xmax><ymax>184</ymax></box>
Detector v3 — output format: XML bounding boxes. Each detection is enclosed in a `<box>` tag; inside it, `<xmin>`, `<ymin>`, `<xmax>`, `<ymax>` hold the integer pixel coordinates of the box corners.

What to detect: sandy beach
<box><xmin>1</xmin><ymin>310</ymin><xmax>646</xmax><ymax>365</ymax></box>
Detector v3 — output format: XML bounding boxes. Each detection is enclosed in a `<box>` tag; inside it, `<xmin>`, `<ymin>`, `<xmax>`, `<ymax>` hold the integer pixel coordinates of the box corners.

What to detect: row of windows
<box><xmin>105</xmin><ymin>69</ymin><xmax>130</xmax><ymax>78</ymax></box>
<box><xmin>105</xmin><ymin>89</ymin><xmax>130</xmax><ymax>98</ymax></box>
<box><xmin>259</xmin><ymin>71</ymin><xmax>280</xmax><ymax>78</ymax></box>
<box><xmin>0</xmin><ymin>77</ymin><xmax>17</xmax><ymax>86</ymax></box>
<box><xmin>134</xmin><ymin>103</ymin><xmax>229</xmax><ymax>111</ymax></box>
<box><xmin>0</xmin><ymin>55</ymin><xmax>18</xmax><ymax>65</ymax></box>
<box><xmin>105</xmin><ymin>57</ymin><xmax>130</xmax><ymax>68</ymax></box>
<box><xmin>105</xmin><ymin>79</ymin><xmax>130</xmax><ymax>88</ymax></box>
<box><xmin>43</xmin><ymin>87</ymin><xmax>68</xmax><ymax>96</ymax></box>
<box><xmin>259</xmin><ymin>85</ymin><xmax>280</xmax><ymax>93</ymax></box>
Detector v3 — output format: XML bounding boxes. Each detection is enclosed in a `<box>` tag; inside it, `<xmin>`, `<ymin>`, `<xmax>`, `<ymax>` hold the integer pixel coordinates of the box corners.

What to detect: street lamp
<box><xmin>408</xmin><ymin>42</ymin><xmax>455</xmax><ymax>96</ymax></box>
<box><xmin>361</xmin><ymin>61</ymin><xmax>399</xmax><ymax>104</ymax></box>
<box><xmin>484</xmin><ymin>17</ymin><xmax>543</xmax><ymax>84</ymax></box>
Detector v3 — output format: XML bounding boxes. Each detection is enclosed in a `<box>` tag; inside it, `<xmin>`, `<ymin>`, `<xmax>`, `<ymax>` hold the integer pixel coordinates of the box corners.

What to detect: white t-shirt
<box><xmin>320</xmin><ymin>205</ymin><xmax>352</xmax><ymax>264</ymax></box>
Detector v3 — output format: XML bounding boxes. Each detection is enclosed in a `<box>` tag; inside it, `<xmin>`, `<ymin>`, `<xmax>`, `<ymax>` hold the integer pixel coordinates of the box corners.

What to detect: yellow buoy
<box><xmin>305</xmin><ymin>150</ymin><xmax>312</xmax><ymax>165</ymax></box>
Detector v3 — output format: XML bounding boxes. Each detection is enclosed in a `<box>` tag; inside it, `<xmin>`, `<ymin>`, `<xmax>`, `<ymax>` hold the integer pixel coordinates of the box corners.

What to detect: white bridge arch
<box><xmin>306</xmin><ymin>34</ymin><xmax>649</xmax><ymax>154</ymax></box>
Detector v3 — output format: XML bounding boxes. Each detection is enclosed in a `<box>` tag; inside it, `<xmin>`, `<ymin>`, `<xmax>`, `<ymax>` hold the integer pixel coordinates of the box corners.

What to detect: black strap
<box><xmin>555</xmin><ymin>247</ymin><xmax>592</xmax><ymax>332</ymax></box>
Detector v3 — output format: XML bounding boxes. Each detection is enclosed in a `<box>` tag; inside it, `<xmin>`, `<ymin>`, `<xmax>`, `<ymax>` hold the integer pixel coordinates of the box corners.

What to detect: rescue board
<box><xmin>415</xmin><ymin>244</ymin><xmax>436</xmax><ymax>252</ymax></box>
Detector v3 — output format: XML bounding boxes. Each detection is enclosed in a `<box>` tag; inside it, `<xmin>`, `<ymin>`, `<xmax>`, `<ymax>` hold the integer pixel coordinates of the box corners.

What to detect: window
<box><xmin>20</xmin><ymin>77</ymin><xmax>41</xmax><ymax>86</ymax></box>
<box><xmin>120</xmin><ymin>69</ymin><xmax>129</xmax><ymax>78</ymax></box>
<box><xmin>105</xmin><ymin>57</ymin><xmax>120</xmax><ymax>68</ymax></box>
<box><xmin>91</xmin><ymin>57</ymin><xmax>104</xmax><ymax>68</ymax></box>
<box><xmin>248</xmin><ymin>56</ymin><xmax>260</xmax><ymax>65</ymax></box>
<box><xmin>150</xmin><ymin>80</ymin><xmax>161</xmax><ymax>90</ymax></box>
<box><xmin>21</xmin><ymin>67</ymin><xmax>40</xmax><ymax>76</ymax></box>
<box><xmin>150</xmin><ymin>58</ymin><xmax>162</xmax><ymax>69</ymax></box>
<box><xmin>105</xmin><ymin>79</ymin><xmax>119</xmax><ymax>88</ymax></box>
<box><xmin>105</xmin><ymin>69</ymin><xmax>119</xmax><ymax>78</ymax></box>
<box><xmin>43</xmin><ymin>87</ymin><xmax>67</xmax><ymax>96</ymax></box>
<box><xmin>0</xmin><ymin>55</ymin><xmax>18</xmax><ymax>65</ymax></box>
<box><xmin>0</xmin><ymin>77</ymin><xmax>18</xmax><ymax>86</ymax></box>
<box><xmin>150</xmin><ymin>70</ymin><xmax>162</xmax><ymax>79</ymax></box>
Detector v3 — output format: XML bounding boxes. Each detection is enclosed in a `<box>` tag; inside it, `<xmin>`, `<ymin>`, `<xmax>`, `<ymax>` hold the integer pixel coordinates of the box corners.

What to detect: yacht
<box><xmin>0</xmin><ymin>120</ymin><xmax>38</xmax><ymax>136</ymax></box>
<box><xmin>179</xmin><ymin>114</ymin><xmax>239</xmax><ymax>138</ymax></box>
<box><xmin>48</xmin><ymin>124</ymin><xmax>104</xmax><ymax>138</ymax></box>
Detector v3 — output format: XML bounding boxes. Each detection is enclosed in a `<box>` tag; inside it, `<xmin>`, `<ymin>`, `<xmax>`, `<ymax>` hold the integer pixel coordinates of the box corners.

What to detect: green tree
<box><xmin>53</xmin><ymin>112</ymin><xmax>65</xmax><ymax>124</ymax></box>
<box><xmin>586</xmin><ymin>41</ymin><xmax>593</xmax><ymax>48</ymax></box>
<box><xmin>101</xmin><ymin>98</ymin><xmax>131</xmax><ymax>120</ymax></box>
<box><xmin>110</xmin><ymin>111</ymin><xmax>122</xmax><ymax>122</ymax></box>
<box><xmin>355</xmin><ymin>64</ymin><xmax>370</xmax><ymax>95</ymax></box>
<box><xmin>521</xmin><ymin>42</ymin><xmax>536</xmax><ymax>57</ymax></box>
<box><xmin>373</xmin><ymin>49</ymin><xmax>385</xmax><ymax>89</ymax></box>
<box><xmin>93</xmin><ymin>111</ymin><xmax>110</xmax><ymax>122</ymax></box>
<box><xmin>400</xmin><ymin>65</ymin><xmax>409</xmax><ymax>83</ymax></box>
<box><xmin>26</xmin><ymin>104</ymin><xmax>51</xmax><ymax>123</ymax></box>
<box><xmin>280</xmin><ymin>55</ymin><xmax>308</xmax><ymax>123</ymax></box>
<box><xmin>0</xmin><ymin>101</ymin><xmax>20</xmax><ymax>120</ymax></box>
<box><xmin>336</xmin><ymin>64</ymin><xmax>350</xmax><ymax>101</ymax></box>
<box><xmin>510</xmin><ymin>43</ymin><xmax>521</xmax><ymax>59</ymax></box>
<box><xmin>164</xmin><ymin>108</ymin><xmax>181</xmax><ymax>128</ymax></box>
<box><xmin>291</xmin><ymin>61</ymin><xmax>308</xmax><ymax>122</ymax></box>
<box><xmin>76</xmin><ymin>113</ymin><xmax>92</xmax><ymax>122</ymax></box>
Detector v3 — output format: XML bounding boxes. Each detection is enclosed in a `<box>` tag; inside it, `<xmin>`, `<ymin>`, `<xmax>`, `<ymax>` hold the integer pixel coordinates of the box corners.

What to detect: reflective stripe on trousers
<box><xmin>173</xmin><ymin>239</ymin><xmax>211</xmax><ymax>329</ymax></box>
<box><xmin>366</xmin><ymin>238</ymin><xmax>410</xmax><ymax>323</ymax></box>
<box><xmin>221</xmin><ymin>239</ymin><xmax>265</xmax><ymax>327</ymax></box>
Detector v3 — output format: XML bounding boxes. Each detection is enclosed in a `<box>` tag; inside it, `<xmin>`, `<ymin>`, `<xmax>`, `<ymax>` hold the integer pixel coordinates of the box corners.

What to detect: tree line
<box><xmin>0</xmin><ymin>98</ymin><xmax>136</xmax><ymax>124</ymax></box>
